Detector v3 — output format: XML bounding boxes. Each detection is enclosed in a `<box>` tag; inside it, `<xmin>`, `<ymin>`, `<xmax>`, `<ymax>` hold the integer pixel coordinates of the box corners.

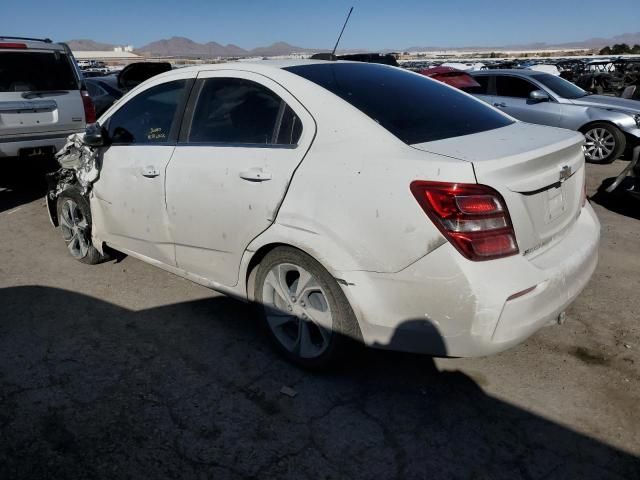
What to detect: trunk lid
<box><xmin>0</xmin><ymin>50</ymin><xmax>85</xmax><ymax>137</ymax></box>
<box><xmin>412</xmin><ymin>122</ymin><xmax>586</xmax><ymax>256</ymax></box>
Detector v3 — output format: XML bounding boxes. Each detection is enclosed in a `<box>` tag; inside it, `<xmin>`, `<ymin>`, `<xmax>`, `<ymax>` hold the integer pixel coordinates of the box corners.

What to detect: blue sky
<box><xmin>1</xmin><ymin>0</ymin><xmax>638</xmax><ymax>49</ymax></box>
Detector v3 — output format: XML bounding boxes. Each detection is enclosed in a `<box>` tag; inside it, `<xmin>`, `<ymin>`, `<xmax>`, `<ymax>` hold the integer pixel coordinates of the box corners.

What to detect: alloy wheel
<box><xmin>584</xmin><ymin>127</ymin><xmax>616</xmax><ymax>162</ymax></box>
<box><xmin>59</xmin><ymin>199</ymin><xmax>90</xmax><ymax>259</ymax></box>
<box><xmin>262</xmin><ymin>263</ymin><xmax>333</xmax><ymax>359</ymax></box>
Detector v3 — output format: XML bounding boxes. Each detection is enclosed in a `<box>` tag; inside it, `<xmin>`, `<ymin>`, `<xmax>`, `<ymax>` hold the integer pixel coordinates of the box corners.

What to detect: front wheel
<box><xmin>254</xmin><ymin>247</ymin><xmax>361</xmax><ymax>369</ymax></box>
<box><xmin>56</xmin><ymin>188</ymin><xmax>107</xmax><ymax>264</ymax></box>
<box><xmin>582</xmin><ymin>122</ymin><xmax>626</xmax><ymax>164</ymax></box>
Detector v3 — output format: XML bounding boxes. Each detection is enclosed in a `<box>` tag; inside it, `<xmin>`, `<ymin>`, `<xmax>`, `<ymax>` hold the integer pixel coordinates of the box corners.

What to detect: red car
<box><xmin>418</xmin><ymin>66</ymin><xmax>480</xmax><ymax>90</ymax></box>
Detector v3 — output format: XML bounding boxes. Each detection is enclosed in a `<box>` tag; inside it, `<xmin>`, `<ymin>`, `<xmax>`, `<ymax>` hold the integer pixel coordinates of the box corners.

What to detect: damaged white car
<box><xmin>48</xmin><ymin>61</ymin><xmax>600</xmax><ymax>368</ymax></box>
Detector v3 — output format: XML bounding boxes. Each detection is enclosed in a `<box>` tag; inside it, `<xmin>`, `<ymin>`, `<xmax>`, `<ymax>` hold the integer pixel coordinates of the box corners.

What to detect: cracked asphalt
<box><xmin>0</xmin><ymin>159</ymin><xmax>639</xmax><ymax>479</ymax></box>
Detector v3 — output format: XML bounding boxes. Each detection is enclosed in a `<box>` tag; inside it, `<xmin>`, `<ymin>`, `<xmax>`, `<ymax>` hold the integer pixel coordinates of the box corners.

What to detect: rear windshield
<box><xmin>0</xmin><ymin>51</ymin><xmax>78</xmax><ymax>92</ymax></box>
<box><xmin>285</xmin><ymin>63</ymin><xmax>513</xmax><ymax>144</ymax></box>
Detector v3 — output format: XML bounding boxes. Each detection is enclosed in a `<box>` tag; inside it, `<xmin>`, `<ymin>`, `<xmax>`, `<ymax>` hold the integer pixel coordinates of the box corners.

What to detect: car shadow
<box><xmin>0</xmin><ymin>286</ymin><xmax>638</xmax><ymax>479</ymax></box>
<box><xmin>590</xmin><ymin>176</ymin><xmax>640</xmax><ymax>221</ymax></box>
<box><xmin>0</xmin><ymin>157</ymin><xmax>58</xmax><ymax>214</ymax></box>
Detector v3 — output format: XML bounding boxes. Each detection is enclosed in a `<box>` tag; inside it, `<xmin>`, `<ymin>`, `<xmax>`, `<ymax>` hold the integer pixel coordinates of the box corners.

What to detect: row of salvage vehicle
<box><xmin>0</xmin><ymin>36</ymin><xmax>636</xmax><ymax>368</ymax></box>
<box><xmin>420</xmin><ymin>67</ymin><xmax>640</xmax><ymax>164</ymax></box>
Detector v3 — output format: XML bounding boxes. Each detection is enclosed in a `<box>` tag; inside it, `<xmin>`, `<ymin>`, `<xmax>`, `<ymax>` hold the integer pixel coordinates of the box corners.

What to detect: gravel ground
<box><xmin>0</xmin><ymin>158</ymin><xmax>638</xmax><ymax>479</ymax></box>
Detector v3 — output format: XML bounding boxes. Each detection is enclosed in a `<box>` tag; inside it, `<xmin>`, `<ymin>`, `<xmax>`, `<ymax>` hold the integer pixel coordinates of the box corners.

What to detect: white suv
<box><xmin>0</xmin><ymin>36</ymin><xmax>95</xmax><ymax>161</ymax></box>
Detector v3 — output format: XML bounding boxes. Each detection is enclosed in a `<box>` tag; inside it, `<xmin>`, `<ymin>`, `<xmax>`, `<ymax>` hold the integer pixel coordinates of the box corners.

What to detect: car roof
<box><xmin>0</xmin><ymin>36</ymin><xmax>68</xmax><ymax>51</ymax></box>
<box><xmin>147</xmin><ymin>59</ymin><xmax>372</xmax><ymax>82</ymax></box>
<box><xmin>471</xmin><ymin>69</ymin><xmax>546</xmax><ymax>77</ymax></box>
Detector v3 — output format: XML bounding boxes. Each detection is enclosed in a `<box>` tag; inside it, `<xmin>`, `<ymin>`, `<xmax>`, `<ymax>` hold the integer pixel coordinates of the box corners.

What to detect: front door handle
<box><xmin>141</xmin><ymin>166</ymin><xmax>159</xmax><ymax>178</ymax></box>
<box><xmin>493</xmin><ymin>102</ymin><xmax>507</xmax><ymax>108</ymax></box>
<box><xmin>239</xmin><ymin>168</ymin><xmax>272</xmax><ymax>182</ymax></box>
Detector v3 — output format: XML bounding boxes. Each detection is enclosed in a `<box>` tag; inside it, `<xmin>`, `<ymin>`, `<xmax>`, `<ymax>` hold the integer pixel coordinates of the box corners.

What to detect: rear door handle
<box><xmin>239</xmin><ymin>168</ymin><xmax>272</xmax><ymax>182</ymax></box>
<box><xmin>141</xmin><ymin>166</ymin><xmax>159</xmax><ymax>178</ymax></box>
<box><xmin>493</xmin><ymin>102</ymin><xmax>507</xmax><ymax>108</ymax></box>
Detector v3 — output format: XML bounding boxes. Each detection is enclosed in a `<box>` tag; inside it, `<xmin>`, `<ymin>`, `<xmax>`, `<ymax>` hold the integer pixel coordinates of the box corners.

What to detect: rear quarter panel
<box><xmin>246</xmin><ymin>76</ymin><xmax>477</xmax><ymax>274</ymax></box>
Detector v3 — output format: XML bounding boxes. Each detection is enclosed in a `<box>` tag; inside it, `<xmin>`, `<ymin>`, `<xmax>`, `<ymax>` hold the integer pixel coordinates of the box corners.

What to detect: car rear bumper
<box><xmin>0</xmin><ymin>130</ymin><xmax>80</xmax><ymax>158</ymax></box>
<box><xmin>338</xmin><ymin>203</ymin><xmax>600</xmax><ymax>357</ymax></box>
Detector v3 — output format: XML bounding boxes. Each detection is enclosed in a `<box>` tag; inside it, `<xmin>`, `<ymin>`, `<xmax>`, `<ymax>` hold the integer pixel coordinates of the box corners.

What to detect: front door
<box><xmin>494</xmin><ymin>75</ymin><xmax>563</xmax><ymax>127</ymax></box>
<box><xmin>91</xmin><ymin>76</ymin><xmax>192</xmax><ymax>265</ymax></box>
<box><xmin>165</xmin><ymin>70</ymin><xmax>315</xmax><ymax>287</ymax></box>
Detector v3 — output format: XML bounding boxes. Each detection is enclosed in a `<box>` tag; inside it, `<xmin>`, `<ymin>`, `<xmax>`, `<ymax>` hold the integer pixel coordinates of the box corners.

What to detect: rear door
<box><xmin>0</xmin><ymin>48</ymin><xmax>84</xmax><ymax>137</ymax></box>
<box><xmin>165</xmin><ymin>70</ymin><xmax>315</xmax><ymax>287</ymax></box>
<box><xmin>465</xmin><ymin>74</ymin><xmax>493</xmax><ymax>103</ymax></box>
<box><xmin>494</xmin><ymin>75</ymin><xmax>563</xmax><ymax>127</ymax></box>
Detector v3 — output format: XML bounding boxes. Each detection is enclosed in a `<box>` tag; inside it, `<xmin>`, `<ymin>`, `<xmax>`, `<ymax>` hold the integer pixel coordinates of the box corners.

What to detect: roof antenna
<box><xmin>331</xmin><ymin>7</ymin><xmax>354</xmax><ymax>58</ymax></box>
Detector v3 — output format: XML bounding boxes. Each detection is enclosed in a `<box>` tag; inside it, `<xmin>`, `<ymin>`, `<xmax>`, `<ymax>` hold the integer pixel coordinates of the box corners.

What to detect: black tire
<box><xmin>254</xmin><ymin>246</ymin><xmax>361</xmax><ymax>369</ymax></box>
<box><xmin>56</xmin><ymin>188</ymin><xmax>107</xmax><ymax>265</ymax></box>
<box><xmin>581</xmin><ymin>122</ymin><xmax>626</xmax><ymax>164</ymax></box>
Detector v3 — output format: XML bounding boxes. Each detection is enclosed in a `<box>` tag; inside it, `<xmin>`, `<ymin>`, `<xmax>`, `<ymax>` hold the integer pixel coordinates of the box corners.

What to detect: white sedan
<box><xmin>49</xmin><ymin>60</ymin><xmax>600</xmax><ymax>368</ymax></box>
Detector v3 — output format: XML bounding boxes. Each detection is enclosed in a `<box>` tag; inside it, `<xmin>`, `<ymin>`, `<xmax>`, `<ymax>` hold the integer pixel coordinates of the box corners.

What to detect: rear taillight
<box><xmin>410</xmin><ymin>181</ymin><xmax>519</xmax><ymax>261</ymax></box>
<box><xmin>0</xmin><ymin>42</ymin><xmax>27</xmax><ymax>49</ymax></box>
<box><xmin>81</xmin><ymin>89</ymin><xmax>97</xmax><ymax>124</ymax></box>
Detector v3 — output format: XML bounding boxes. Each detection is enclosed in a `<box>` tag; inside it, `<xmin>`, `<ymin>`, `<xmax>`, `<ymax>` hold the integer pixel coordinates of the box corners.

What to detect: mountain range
<box><xmin>67</xmin><ymin>37</ymin><xmax>318</xmax><ymax>57</ymax></box>
<box><xmin>406</xmin><ymin>32</ymin><xmax>640</xmax><ymax>52</ymax></box>
<box><xmin>67</xmin><ymin>32</ymin><xmax>640</xmax><ymax>58</ymax></box>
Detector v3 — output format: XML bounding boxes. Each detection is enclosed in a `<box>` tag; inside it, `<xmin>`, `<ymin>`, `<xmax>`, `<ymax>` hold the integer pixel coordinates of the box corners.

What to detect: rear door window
<box><xmin>86</xmin><ymin>82</ymin><xmax>107</xmax><ymax>97</ymax></box>
<box><xmin>496</xmin><ymin>76</ymin><xmax>538</xmax><ymax>98</ymax></box>
<box><xmin>285</xmin><ymin>63</ymin><xmax>513</xmax><ymax>145</ymax></box>
<box><xmin>0</xmin><ymin>51</ymin><xmax>78</xmax><ymax>92</ymax></box>
<box><xmin>107</xmin><ymin>79</ymin><xmax>189</xmax><ymax>145</ymax></box>
<box><xmin>187</xmin><ymin>78</ymin><xmax>302</xmax><ymax>146</ymax></box>
<box><xmin>464</xmin><ymin>75</ymin><xmax>491</xmax><ymax>94</ymax></box>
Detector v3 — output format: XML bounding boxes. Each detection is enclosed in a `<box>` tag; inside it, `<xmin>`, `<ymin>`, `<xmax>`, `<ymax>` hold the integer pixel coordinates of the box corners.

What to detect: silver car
<box><xmin>469</xmin><ymin>70</ymin><xmax>640</xmax><ymax>163</ymax></box>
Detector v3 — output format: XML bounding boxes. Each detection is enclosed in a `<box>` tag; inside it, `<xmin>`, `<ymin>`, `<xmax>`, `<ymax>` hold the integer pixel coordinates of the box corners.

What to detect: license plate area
<box><xmin>19</xmin><ymin>146</ymin><xmax>56</xmax><ymax>159</ymax></box>
<box><xmin>545</xmin><ymin>184</ymin><xmax>566</xmax><ymax>223</ymax></box>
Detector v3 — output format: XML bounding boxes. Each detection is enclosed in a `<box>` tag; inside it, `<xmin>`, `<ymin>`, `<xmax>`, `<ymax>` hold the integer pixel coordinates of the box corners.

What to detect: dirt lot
<box><xmin>1</xmin><ymin>159</ymin><xmax>639</xmax><ymax>479</ymax></box>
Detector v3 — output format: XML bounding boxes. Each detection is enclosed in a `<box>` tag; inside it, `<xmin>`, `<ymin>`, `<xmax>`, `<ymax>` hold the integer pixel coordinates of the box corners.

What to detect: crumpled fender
<box><xmin>46</xmin><ymin>133</ymin><xmax>102</xmax><ymax>225</ymax></box>
<box><xmin>54</xmin><ymin>133</ymin><xmax>102</xmax><ymax>192</ymax></box>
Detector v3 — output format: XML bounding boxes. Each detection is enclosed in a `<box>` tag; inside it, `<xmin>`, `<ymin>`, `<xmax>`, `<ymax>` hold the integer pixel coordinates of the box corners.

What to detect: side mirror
<box><xmin>529</xmin><ymin>90</ymin><xmax>550</xmax><ymax>103</ymax></box>
<box><xmin>83</xmin><ymin>122</ymin><xmax>106</xmax><ymax>147</ymax></box>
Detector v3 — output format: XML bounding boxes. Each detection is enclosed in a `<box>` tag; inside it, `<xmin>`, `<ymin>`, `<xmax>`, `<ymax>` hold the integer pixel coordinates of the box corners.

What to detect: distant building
<box><xmin>72</xmin><ymin>49</ymin><xmax>142</xmax><ymax>64</ymax></box>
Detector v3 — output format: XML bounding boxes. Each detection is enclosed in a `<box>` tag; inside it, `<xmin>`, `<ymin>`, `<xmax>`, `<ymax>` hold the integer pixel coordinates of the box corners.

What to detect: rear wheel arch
<box><xmin>246</xmin><ymin>242</ymin><xmax>339</xmax><ymax>303</ymax></box>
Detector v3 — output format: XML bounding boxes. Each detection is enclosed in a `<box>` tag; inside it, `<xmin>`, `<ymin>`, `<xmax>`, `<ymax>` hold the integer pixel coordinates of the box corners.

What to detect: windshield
<box><xmin>531</xmin><ymin>73</ymin><xmax>588</xmax><ymax>99</ymax></box>
<box><xmin>0</xmin><ymin>51</ymin><xmax>78</xmax><ymax>92</ymax></box>
<box><xmin>285</xmin><ymin>63</ymin><xmax>514</xmax><ymax>145</ymax></box>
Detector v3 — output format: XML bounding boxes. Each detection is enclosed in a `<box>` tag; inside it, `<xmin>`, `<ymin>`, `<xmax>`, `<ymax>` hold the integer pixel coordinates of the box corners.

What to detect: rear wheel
<box><xmin>56</xmin><ymin>188</ymin><xmax>107</xmax><ymax>264</ymax></box>
<box><xmin>581</xmin><ymin>122</ymin><xmax>626</xmax><ymax>164</ymax></box>
<box><xmin>254</xmin><ymin>247</ymin><xmax>361</xmax><ymax>369</ymax></box>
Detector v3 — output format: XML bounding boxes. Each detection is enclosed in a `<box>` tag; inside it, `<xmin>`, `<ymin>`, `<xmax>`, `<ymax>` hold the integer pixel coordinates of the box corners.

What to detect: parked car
<box><xmin>468</xmin><ymin>69</ymin><xmax>640</xmax><ymax>163</ymax></box>
<box><xmin>48</xmin><ymin>61</ymin><xmax>599</xmax><ymax>368</ymax></box>
<box><xmin>116</xmin><ymin>62</ymin><xmax>172</xmax><ymax>91</ymax></box>
<box><xmin>310</xmin><ymin>52</ymin><xmax>398</xmax><ymax>66</ymax></box>
<box><xmin>418</xmin><ymin>66</ymin><xmax>480</xmax><ymax>90</ymax></box>
<box><xmin>0</xmin><ymin>36</ymin><xmax>95</xmax><ymax>161</ymax></box>
<box><xmin>84</xmin><ymin>63</ymin><xmax>172</xmax><ymax>118</ymax></box>
<box><xmin>84</xmin><ymin>76</ymin><xmax>123</xmax><ymax>117</ymax></box>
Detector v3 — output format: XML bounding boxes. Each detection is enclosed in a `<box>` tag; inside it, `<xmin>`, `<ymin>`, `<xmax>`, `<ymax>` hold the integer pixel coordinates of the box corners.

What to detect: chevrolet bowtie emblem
<box><xmin>559</xmin><ymin>165</ymin><xmax>572</xmax><ymax>183</ymax></box>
